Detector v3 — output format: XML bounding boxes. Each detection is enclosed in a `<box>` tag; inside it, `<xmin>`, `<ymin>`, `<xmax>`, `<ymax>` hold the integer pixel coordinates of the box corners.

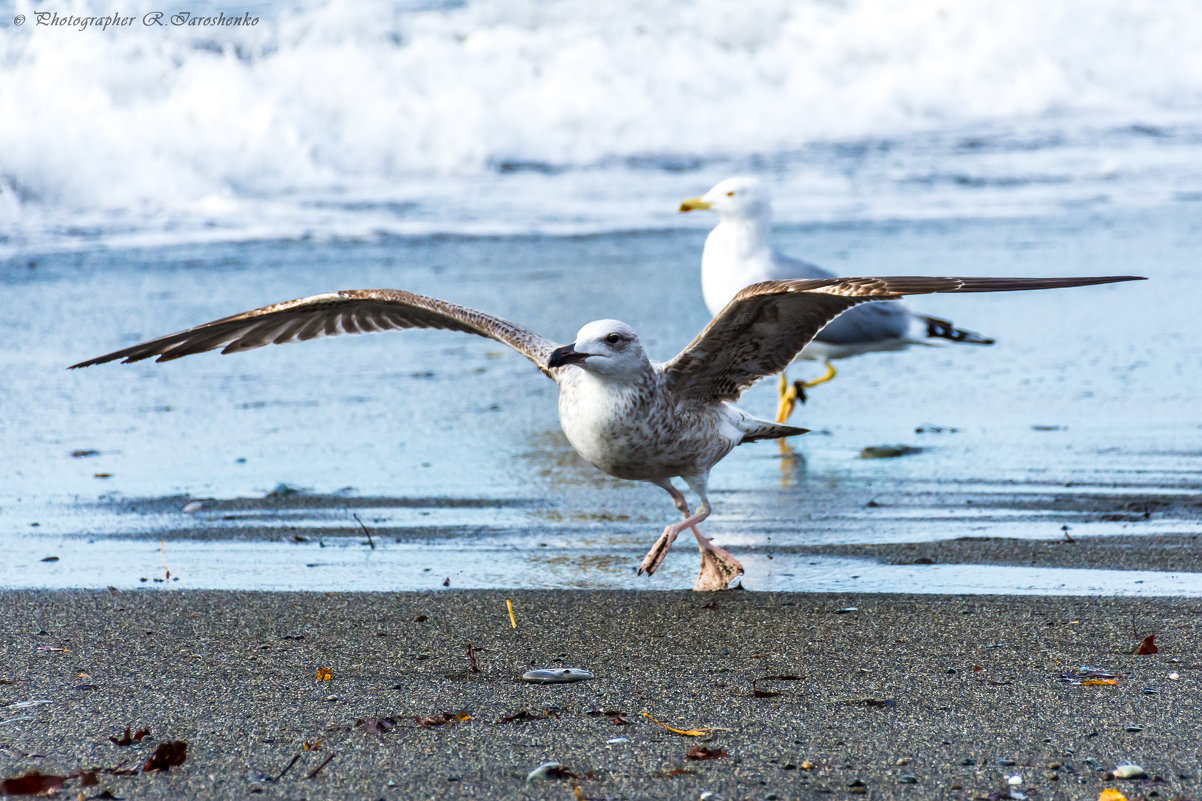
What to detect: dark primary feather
<box><xmin>69</xmin><ymin>289</ymin><xmax>561</xmax><ymax>377</ymax></box>
<box><xmin>918</xmin><ymin>315</ymin><xmax>994</xmax><ymax>345</ymax></box>
<box><xmin>664</xmin><ymin>275</ymin><xmax>1144</xmax><ymax>403</ymax></box>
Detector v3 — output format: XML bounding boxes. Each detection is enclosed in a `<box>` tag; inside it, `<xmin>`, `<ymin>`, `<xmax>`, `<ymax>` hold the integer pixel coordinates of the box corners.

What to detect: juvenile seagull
<box><xmin>681</xmin><ymin>176</ymin><xmax>995</xmax><ymax>423</ymax></box>
<box><xmin>71</xmin><ymin>275</ymin><xmax>1141</xmax><ymax>591</ymax></box>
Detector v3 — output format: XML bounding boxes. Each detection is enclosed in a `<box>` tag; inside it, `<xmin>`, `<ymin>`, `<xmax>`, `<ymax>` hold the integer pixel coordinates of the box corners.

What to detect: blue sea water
<box><xmin>1</xmin><ymin>0</ymin><xmax>1200</xmax><ymax>592</ymax></box>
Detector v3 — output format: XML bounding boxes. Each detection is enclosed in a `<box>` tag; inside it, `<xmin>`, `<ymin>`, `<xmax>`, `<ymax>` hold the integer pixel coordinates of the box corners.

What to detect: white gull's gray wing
<box><xmin>768</xmin><ymin>251</ymin><xmax>835</xmax><ymax>281</ymax></box>
<box><xmin>70</xmin><ymin>289</ymin><xmax>562</xmax><ymax>378</ymax></box>
<box><xmin>815</xmin><ymin>300</ymin><xmax>911</xmax><ymax>345</ymax></box>
<box><xmin>663</xmin><ymin>275</ymin><xmax>1145</xmax><ymax>404</ymax></box>
<box><xmin>771</xmin><ymin>251</ymin><xmax>913</xmax><ymax>345</ymax></box>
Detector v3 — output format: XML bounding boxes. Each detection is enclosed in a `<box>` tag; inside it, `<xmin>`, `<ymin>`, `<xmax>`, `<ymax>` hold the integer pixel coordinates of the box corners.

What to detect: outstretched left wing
<box><xmin>70</xmin><ymin>289</ymin><xmax>562</xmax><ymax>378</ymax></box>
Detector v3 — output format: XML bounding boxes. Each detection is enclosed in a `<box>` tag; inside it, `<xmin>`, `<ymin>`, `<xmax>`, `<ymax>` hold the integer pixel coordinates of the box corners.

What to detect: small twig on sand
<box><xmin>306</xmin><ymin>754</ymin><xmax>335</xmax><ymax>779</ymax></box>
<box><xmin>274</xmin><ymin>754</ymin><xmax>300</xmax><ymax>782</ymax></box>
<box><xmin>161</xmin><ymin>540</ymin><xmax>171</xmax><ymax>579</ymax></box>
<box><xmin>352</xmin><ymin>513</ymin><xmax>375</xmax><ymax>550</ymax></box>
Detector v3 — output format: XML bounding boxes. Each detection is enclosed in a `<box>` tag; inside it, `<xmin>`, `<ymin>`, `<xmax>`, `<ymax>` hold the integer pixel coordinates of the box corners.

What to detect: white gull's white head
<box><xmin>680</xmin><ymin>175</ymin><xmax>772</xmax><ymax>223</ymax></box>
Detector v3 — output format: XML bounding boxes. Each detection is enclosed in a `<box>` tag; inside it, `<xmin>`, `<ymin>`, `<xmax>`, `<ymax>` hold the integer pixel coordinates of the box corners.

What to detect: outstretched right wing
<box><xmin>70</xmin><ymin>288</ymin><xmax>562</xmax><ymax>378</ymax></box>
<box><xmin>664</xmin><ymin>275</ymin><xmax>1144</xmax><ymax>404</ymax></box>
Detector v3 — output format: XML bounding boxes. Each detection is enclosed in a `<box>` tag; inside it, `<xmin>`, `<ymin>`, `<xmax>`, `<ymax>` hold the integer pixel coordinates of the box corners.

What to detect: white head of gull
<box><xmin>72</xmin><ymin>275</ymin><xmax>1144</xmax><ymax>590</ymax></box>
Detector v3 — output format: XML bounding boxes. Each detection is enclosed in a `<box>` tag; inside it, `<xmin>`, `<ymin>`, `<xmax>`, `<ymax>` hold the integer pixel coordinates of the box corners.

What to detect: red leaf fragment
<box><xmin>0</xmin><ymin>770</ymin><xmax>70</xmax><ymax>795</ymax></box>
<box><xmin>142</xmin><ymin>741</ymin><xmax>187</xmax><ymax>772</ymax></box>
<box><xmin>610</xmin><ymin>714</ymin><xmax>629</xmax><ymax>725</ymax></box>
<box><xmin>684</xmin><ymin>746</ymin><xmax>729</xmax><ymax>760</ymax></box>
<box><xmin>109</xmin><ymin>727</ymin><xmax>150</xmax><ymax>746</ymax></box>
<box><xmin>1135</xmin><ymin>634</ymin><xmax>1159</xmax><ymax>655</ymax></box>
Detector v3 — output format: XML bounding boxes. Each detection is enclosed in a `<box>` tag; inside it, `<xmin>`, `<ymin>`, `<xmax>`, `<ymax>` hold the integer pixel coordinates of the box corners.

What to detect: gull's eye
<box><xmin>725</xmin><ymin>191</ymin><xmax>735</xmax><ymax>196</ymax></box>
<box><xmin>605</xmin><ymin>333</ymin><xmax>622</xmax><ymax>345</ymax></box>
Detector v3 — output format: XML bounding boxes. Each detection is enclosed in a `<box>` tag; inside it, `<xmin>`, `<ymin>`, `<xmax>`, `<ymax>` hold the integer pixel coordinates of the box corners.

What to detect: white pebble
<box><xmin>520</xmin><ymin>668</ymin><xmax>594</xmax><ymax>683</ymax></box>
<box><xmin>526</xmin><ymin>762</ymin><xmax>563</xmax><ymax>782</ymax></box>
<box><xmin>1008</xmin><ymin>774</ymin><xmax>1023</xmax><ymax>785</ymax></box>
<box><xmin>182</xmin><ymin>501</ymin><xmax>203</xmax><ymax>513</ymax></box>
<box><xmin>1168</xmin><ymin>672</ymin><xmax>1180</xmax><ymax>680</ymax></box>
<box><xmin>1112</xmin><ymin>763</ymin><xmax>1147</xmax><ymax>779</ymax></box>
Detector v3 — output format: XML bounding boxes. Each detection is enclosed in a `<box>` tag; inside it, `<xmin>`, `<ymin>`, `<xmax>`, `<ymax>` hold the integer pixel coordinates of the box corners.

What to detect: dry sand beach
<box><xmin>2</xmin><ymin>590</ymin><xmax>1200</xmax><ymax>800</ymax></box>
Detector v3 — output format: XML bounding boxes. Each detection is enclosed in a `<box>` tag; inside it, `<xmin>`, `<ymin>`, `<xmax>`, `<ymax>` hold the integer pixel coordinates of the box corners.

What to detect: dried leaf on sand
<box><xmin>685</xmin><ymin>746</ymin><xmax>729</xmax><ymax>760</ymax></box>
<box><xmin>143</xmin><ymin>741</ymin><xmax>187</xmax><ymax>772</ymax></box>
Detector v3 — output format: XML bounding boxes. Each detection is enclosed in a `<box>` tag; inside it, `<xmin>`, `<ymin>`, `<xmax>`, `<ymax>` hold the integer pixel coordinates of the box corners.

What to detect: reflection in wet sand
<box><xmin>518</xmin><ymin>428</ymin><xmax>627</xmax><ymax>490</ymax></box>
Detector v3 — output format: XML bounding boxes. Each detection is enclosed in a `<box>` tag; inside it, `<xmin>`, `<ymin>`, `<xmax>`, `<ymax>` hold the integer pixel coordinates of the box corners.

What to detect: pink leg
<box><xmin>639</xmin><ymin>482</ymin><xmax>705</xmax><ymax>576</ymax></box>
<box><xmin>678</xmin><ymin>474</ymin><xmax>742</xmax><ymax>591</ymax></box>
<box><xmin>640</xmin><ymin>508</ymin><xmax>710</xmax><ymax>576</ymax></box>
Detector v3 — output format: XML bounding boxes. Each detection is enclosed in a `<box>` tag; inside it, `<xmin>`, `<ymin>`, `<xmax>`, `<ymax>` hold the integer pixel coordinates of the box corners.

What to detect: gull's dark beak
<box><xmin>547</xmin><ymin>343</ymin><xmax>589</xmax><ymax>369</ymax></box>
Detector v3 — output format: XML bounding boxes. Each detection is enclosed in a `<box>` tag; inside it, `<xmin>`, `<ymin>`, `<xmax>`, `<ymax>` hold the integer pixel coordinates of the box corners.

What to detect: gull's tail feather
<box><xmin>738</xmin><ymin>420</ymin><xmax>809</xmax><ymax>444</ymax></box>
<box><xmin>919</xmin><ymin>315</ymin><xmax>995</xmax><ymax>346</ymax></box>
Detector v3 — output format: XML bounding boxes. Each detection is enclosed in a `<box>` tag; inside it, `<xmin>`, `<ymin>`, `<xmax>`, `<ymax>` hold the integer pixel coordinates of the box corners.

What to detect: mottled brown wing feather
<box><xmin>70</xmin><ymin>289</ymin><xmax>562</xmax><ymax>378</ymax></box>
<box><xmin>664</xmin><ymin>275</ymin><xmax>1144</xmax><ymax>403</ymax></box>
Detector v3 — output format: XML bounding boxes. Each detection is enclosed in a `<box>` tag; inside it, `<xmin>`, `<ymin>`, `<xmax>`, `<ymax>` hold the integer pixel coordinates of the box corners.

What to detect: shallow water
<box><xmin>2</xmin><ymin>204</ymin><xmax>1199</xmax><ymax>593</ymax></box>
<box><xmin>7</xmin><ymin>526</ymin><xmax>1202</xmax><ymax>596</ymax></box>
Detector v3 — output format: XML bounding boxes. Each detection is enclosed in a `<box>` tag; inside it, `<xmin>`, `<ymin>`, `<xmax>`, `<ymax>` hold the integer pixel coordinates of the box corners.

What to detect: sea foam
<box><xmin>2</xmin><ymin>0</ymin><xmax>1201</xmax><ymax>252</ymax></box>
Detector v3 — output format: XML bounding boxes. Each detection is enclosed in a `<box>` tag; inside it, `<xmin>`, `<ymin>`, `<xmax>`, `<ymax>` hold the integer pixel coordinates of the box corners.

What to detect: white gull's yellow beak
<box><xmin>678</xmin><ymin>197</ymin><xmax>712</xmax><ymax>213</ymax></box>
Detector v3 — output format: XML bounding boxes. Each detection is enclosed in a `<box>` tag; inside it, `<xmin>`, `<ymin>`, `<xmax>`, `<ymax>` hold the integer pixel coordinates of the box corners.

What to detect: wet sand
<box><xmin>2</xmin><ymin>589</ymin><xmax>1198</xmax><ymax>800</ymax></box>
<box><xmin>10</xmin><ymin>481</ymin><xmax>1202</xmax><ymax>595</ymax></box>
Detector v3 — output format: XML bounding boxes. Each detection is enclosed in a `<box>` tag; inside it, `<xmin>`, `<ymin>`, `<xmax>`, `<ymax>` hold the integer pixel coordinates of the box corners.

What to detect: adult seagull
<box><xmin>681</xmin><ymin>176</ymin><xmax>996</xmax><ymax>424</ymax></box>
<box><xmin>71</xmin><ymin>275</ymin><xmax>1142</xmax><ymax>591</ymax></box>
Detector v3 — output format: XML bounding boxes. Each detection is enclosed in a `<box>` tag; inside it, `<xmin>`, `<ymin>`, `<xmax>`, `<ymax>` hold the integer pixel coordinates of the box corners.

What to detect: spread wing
<box><xmin>70</xmin><ymin>288</ymin><xmax>561</xmax><ymax>378</ymax></box>
<box><xmin>663</xmin><ymin>275</ymin><xmax>1144</xmax><ymax>403</ymax></box>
